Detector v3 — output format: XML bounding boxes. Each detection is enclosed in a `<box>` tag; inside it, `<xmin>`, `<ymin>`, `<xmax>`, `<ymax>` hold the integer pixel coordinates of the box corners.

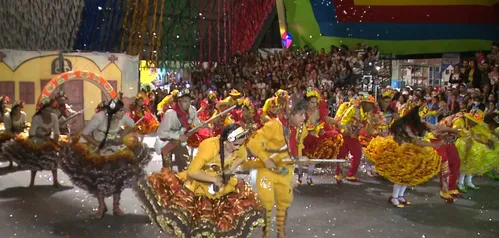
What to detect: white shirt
<box><xmin>157</xmin><ymin>105</ymin><xmax>201</xmax><ymax>140</ymax></box>
<box><xmin>3</xmin><ymin>111</ymin><xmax>26</xmax><ymax>134</ymax></box>
<box><xmin>29</xmin><ymin>113</ymin><xmax>60</xmax><ymax>138</ymax></box>
<box><xmin>81</xmin><ymin>111</ymin><xmax>134</xmax><ymax>142</ymax></box>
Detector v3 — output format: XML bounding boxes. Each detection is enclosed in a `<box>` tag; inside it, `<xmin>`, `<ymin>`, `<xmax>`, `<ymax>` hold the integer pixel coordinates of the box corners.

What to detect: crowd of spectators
<box><xmin>147</xmin><ymin>42</ymin><xmax>499</xmax><ymax>121</ymax></box>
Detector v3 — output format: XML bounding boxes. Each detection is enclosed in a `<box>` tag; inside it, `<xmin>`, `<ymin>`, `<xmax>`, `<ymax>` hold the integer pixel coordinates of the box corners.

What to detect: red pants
<box><xmin>336</xmin><ymin>136</ymin><xmax>362</xmax><ymax>177</ymax></box>
<box><xmin>431</xmin><ymin>140</ymin><xmax>460</xmax><ymax>191</ymax></box>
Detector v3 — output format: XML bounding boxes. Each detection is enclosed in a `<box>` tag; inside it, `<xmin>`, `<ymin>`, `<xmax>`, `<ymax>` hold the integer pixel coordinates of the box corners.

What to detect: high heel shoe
<box><xmin>439</xmin><ymin>191</ymin><xmax>455</xmax><ymax>203</ymax></box>
<box><xmin>398</xmin><ymin>196</ymin><xmax>411</xmax><ymax>205</ymax></box>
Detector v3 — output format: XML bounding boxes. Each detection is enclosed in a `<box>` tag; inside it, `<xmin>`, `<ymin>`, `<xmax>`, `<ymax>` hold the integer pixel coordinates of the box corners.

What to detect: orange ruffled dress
<box><xmin>135</xmin><ymin>137</ymin><xmax>264</xmax><ymax>238</ymax></box>
<box><xmin>187</xmin><ymin>99</ymin><xmax>213</xmax><ymax>148</ymax></box>
<box><xmin>364</xmin><ymin>136</ymin><xmax>442</xmax><ymax>186</ymax></box>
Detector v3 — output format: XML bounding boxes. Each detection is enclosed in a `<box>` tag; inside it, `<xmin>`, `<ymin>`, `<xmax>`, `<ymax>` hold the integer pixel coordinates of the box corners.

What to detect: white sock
<box><xmin>392</xmin><ymin>184</ymin><xmax>401</xmax><ymax>198</ymax></box>
<box><xmin>466</xmin><ymin>175</ymin><xmax>474</xmax><ymax>186</ymax></box>
<box><xmin>458</xmin><ymin>173</ymin><xmax>465</xmax><ymax>185</ymax></box>
<box><xmin>398</xmin><ymin>185</ymin><xmax>407</xmax><ymax>197</ymax></box>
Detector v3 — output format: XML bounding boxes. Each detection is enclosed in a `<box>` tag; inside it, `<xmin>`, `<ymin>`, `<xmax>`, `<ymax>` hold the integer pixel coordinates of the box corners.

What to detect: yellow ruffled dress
<box><xmin>364</xmin><ymin>136</ymin><xmax>442</xmax><ymax>186</ymax></box>
<box><xmin>455</xmin><ymin>125</ymin><xmax>499</xmax><ymax>175</ymax></box>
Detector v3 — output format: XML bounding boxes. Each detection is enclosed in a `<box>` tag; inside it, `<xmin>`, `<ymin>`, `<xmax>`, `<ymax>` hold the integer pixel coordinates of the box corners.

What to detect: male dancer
<box><xmin>54</xmin><ymin>93</ymin><xmax>77</xmax><ymax>135</ymax></box>
<box><xmin>156</xmin><ymin>89</ymin><xmax>201</xmax><ymax>171</ymax></box>
<box><xmin>246</xmin><ymin>95</ymin><xmax>308</xmax><ymax>238</ymax></box>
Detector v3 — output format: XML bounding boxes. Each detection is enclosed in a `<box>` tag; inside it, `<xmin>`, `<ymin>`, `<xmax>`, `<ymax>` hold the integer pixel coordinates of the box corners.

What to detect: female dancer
<box><xmin>127</xmin><ymin>92</ymin><xmax>159</xmax><ymax>141</ymax></box>
<box><xmin>2</xmin><ymin>99</ymin><xmax>61</xmax><ymax>187</ymax></box>
<box><xmin>0</xmin><ymin>96</ymin><xmax>10</xmax><ymax>123</ymax></box>
<box><xmin>59</xmin><ymin>98</ymin><xmax>151</xmax><ymax>219</ymax></box>
<box><xmin>232</xmin><ymin>97</ymin><xmax>260</xmax><ymax>131</ymax></box>
<box><xmin>259</xmin><ymin>89</ymin><xmax>289</xmax><ymax>123</ymax></box>
<box><xmin>454</xmin><ymin>112</ymin><xmax>499</xmax><ymax>191</ymax></box>
<box><xmin>135</xmin><ymin>124</ymin><xmax>264</xmax><ymax>237</ymax></box>
<box><xmin>299</xmin><ymin>88</ymin><xmax>343</xmax><ymax>186</ymax></box>
<box><xmin>0</xmin><ymin>101</ymin><xmax>27</xmax><ymax>168</ymax></box>
<box><xmin>365</xmin><ymin>106</ymin><xmax>450</xmax><ymax>207</ymax></box>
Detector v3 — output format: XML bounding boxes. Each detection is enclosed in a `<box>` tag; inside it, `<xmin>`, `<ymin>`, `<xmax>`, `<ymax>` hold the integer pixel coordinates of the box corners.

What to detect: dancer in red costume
<box><xmin>127</xmin><ymin>93</ymin><xmax>159</xmax><ymax>141</ymax></box>
<box><xmin>210</xmin><ymin>100</ymin><xmax>234</xmax><ymax>137</ymax></box>
<box><xmin>232</xmin><ymin>97</ymin><xmax>260</xmax><ymax>131</ymax></box>
<box><xmin>187</xmin><ymin>91</ymin><xmax>217</xmax><ymax>148</ymax></box>
<box><xmin>156</xmin><ymin>89</ymin><xmax>179</xmax><ymax>120</ymax></box>
<box><xmin>258</xmin><ymin>89</ymin><xmax>289</xmax><ymax>123</ymax></box>
<box><xmin>335</xmin><ymin>95</ymin><xmax>375</xmax><ymax>183</ymax></box>
<box><xmin>299</xmin><ymin>88</ymin><xmax>343</xmax><ymax>186</ymax></box>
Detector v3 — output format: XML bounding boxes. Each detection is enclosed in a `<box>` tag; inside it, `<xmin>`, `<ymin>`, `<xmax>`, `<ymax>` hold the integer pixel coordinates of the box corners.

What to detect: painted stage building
<box><xmin>0</xmin><ymin>50</ymin><xmax>139</xmax><ymax>131</ymax></box>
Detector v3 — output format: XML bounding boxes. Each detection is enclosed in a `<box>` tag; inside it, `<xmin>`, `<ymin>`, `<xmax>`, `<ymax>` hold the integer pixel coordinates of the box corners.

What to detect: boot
<box><xmin>262</xmin><ymin>209</ymin><xmax>271</xmax><ymax>238</ymax></box>
<box><xmin>29</xmin><ymin>171</ymin><xmax>36</xmax><ymax>187</ymax></box>
<box><xmin>113</xmin><ymin>193</ymin><xmax>125</xmax><ymax>216</ymax></box>
<box><xmin>52</xmin><ymin>170</ymin><xmax>60</xmax><ymax>187</ymax></box>
<box><xmin>276</xmin><ymin>208</ymin><xmax>288</xmax><ymax>238</ymax></box>
<box><xmin>95</xmin><ymin>195</ymin><xmax>107</xmax><ymax>219</ymax></box>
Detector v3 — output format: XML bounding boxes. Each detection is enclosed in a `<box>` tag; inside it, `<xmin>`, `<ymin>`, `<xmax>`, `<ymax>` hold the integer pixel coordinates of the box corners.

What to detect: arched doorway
<box><xmin>37</xmin><ymin>70</ymin><xmax>118</xmax><ymax>133</ymax></box>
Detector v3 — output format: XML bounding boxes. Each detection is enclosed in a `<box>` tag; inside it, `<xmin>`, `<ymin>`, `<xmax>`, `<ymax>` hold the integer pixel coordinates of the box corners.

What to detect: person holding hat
<box><xmin>135</xmin><ymin>124</ymin><xmax>264</xmax><ymax>237</ymax></box>
<box><xmin>245</xmin><ymin>94</ymin><xmax>308</xmax><ymax>238</ymax></box>
<box><xmin>58</xmin><ymin>96</ymin><xmax>151</xmax><ymax>219</ymax></box>
<box><xmin>334</xmin><ymin>94</ymin><xmax>376</xmax><ymax>183</ymax></box>
<box><xmin>299</xmin><ymin>87</ymin><xmax>343</xmax><ymax>186</ymax></box>
<box><xmin>156</xmin><ymin>89</ymin><xmax>179</xmax><ymax>121</ymax></box>
<box><xmin>259</xmin><ymin>89</ymin><xmax>289</xmax><ymax>123</ymax></box>
<box><xmin>2</xmin><ymin>99</ymin><xmax>61</xmax><ymax>187</ymax></box>
<box><xmin>54</xmin><ymin>93</ymin><xmax>77</xmax><ymax>135</ymax></box>
<box><xmin>156</xmin><ymin>88</ymin><xmax>202</xmax><ymax>171</ymax></box>
<box><xmin>0</xmin><ymin>101</ymin><xmax>27</xmax><ymax>168</ymax></box>
<box><xmin>454</xmin><ymin>111</ymin><xmax>499</xmax><ymax>192</ymax></box>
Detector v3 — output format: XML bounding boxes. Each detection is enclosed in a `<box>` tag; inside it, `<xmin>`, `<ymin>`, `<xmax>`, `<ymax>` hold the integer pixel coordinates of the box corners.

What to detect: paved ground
<box><xmin>0</xmin><ymin>137</ymin><xmax>498</xmax><ymax>238</ymax></box>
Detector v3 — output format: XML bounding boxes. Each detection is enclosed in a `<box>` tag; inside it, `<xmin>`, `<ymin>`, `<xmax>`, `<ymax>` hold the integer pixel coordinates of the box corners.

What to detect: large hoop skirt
<box><xmin>2</xmin><ymin>133</ymin><xmax>62</xmax><ymax>171</ymax></box>
<box><xmin>364</xmin><ymin>136</ymin><xmax>442</xmax><ymax>186</ymax></box>
<box><xmin>58</xmin><ymin>135</ymin><xmax>151</xmax><ymax>197</ymax></box>
<box><xmin>455</xmin><ymin>133</ymin><xmax>499</xmax><ymax>175</ymax></box>
<box><xmin>303</xmin><ymin>127</ymin><xmax>343</xmax><ymax>160</ymax></box>
<box><xmin>134</xmin><ymin>168</ymin><xmax>265</xmax><ymax>238</ymax></box>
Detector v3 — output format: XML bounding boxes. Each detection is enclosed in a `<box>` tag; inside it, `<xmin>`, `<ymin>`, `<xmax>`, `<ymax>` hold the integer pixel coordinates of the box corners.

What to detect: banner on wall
<box><xmin>139</xmin><ymin>60</ymin><xmax>184</xmax><ymax>86</ymax></box>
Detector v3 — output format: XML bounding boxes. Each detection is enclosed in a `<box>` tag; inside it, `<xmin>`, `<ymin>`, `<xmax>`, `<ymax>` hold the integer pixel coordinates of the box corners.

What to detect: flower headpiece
<box><xmin>382</xmin><ymin>89</ymin><xmax>396</xmax><ymax>99</ymax></box>
<box><xmin>229</xmin><ymin>89</ymin><xmax>241</xmax><ymax>97</ymax></box>
<box><xmin>464</xmin><ymin>111</ymin><xmax>486</xmax><ymax>127</ymax></box>
<box><xmin>274</xmin><ymin>89</ymin><xmax>289</xmax><ymax>98</ymax></box>
<box><xmin>360</xmin><ymin>94</ymin><xmax>375</xmax><ymax>103</ymax></box>
<box><xmin>240</xmin><ymin>97</ymin><xmax>255</xmax><ymax>115</ymax></box>
<box><xmin>208</xmin><ymin>90</ymin><xmax>217</xmax><ymax>100</ymax></box>
<box><xmin>305</xmin><ymin>87</ymin><xmax>321</xmax><ymax>101</ymax></box>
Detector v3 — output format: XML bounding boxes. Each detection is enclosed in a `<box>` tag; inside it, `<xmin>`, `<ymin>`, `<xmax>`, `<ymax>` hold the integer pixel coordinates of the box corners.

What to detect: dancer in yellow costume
<box><xmin>156</xmin><ymin>89</ymin><xmax>179</xmax><ymax>120</ymax></box>
<box><xmin>245</xmin><ymin>95</ymin><xmax>308</xmax><ymax>238</ymax></box>
<box><xmin>259</xmin><ymin>89</ymin><xmax>289</xmax><ymax>123</ymax></box>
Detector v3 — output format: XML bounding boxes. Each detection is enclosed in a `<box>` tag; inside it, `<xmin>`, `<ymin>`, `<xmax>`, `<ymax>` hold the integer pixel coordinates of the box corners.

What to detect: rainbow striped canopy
<box><xmin>285</xmin><ymin>0</ymin><xmax>499</xmax><ymax>55</ymax></box>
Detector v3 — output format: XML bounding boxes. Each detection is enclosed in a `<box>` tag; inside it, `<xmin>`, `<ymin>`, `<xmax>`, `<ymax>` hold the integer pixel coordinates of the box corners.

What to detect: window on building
<box><xmin>19</xmin><ymin>82</ymin><xmax>35</xmax><ymax>104</ymax></box>
<box><xmin>0</xmin><ymin>81</ymin><xmax>15</xmax><ymax>103</ymax></box>
<box><xmin>40</xmin><ymin>79</ymin><xmax>60</xmax><ymax>96</ymax></box>
<box><xmin>102</xmin><ymin>80</ymin><xmax>118</xmax><ymax>101</ymax></box>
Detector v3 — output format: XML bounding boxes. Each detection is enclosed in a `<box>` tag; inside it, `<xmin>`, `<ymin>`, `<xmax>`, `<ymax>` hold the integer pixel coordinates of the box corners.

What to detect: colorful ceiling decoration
<box><xmin>0</xmin><ymin>0</ymin><xmax>85</xmax><ymax>51</ymax></box>
<box><xmin>285</xmin><ymin>0</ymin><xmax>499</xmax><ymax>55</ymax></box>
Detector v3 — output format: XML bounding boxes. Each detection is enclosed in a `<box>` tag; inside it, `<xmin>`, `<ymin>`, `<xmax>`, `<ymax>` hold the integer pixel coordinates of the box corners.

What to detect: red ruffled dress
<box><xmin>303</xmin><ymin>101</ymin><xmax>344</xmax><ymax>159</ymax></box>
<box><xmin>187</xmin><ymin>99</ymin><xmax>213</xmax><ymax>148</ymax></box>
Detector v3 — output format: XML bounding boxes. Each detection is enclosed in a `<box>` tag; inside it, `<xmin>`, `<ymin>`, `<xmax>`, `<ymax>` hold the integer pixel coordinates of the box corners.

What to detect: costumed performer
<box><xmin>59</xmin><ymin>97</ymin><xmax>152</xmax><ymax>219</ymax></box>
<box><xmin>299</xmin><ymin>87</ymin><xmax>343</xmax><ymax>186</ymax></box>
<box><xmin>485</xmin><ymin>112</ymin><xmax>499</xmax><ymax>180</ymax></box>
<box><xmin>2</xmin><ymin>99</ymin><xmax>61</xmax><ymax>187</ymax></box>
<box><xmin>0</xmin><ymin>101</ymin><xmax>27</xmax><ymax>168</ymax></box>
<box><xmin>155</xmin><ymin>89</ymin><xmax>201</xmax><ymax>171</ymax></box>
<box><xmin>454</xmin><ymin>111</ymin><xmax>499</xmax><ymax>192</ymax></box>
<box><xmin>0</xmin><ymin>96</ymin><xmax>11</xmax><ymax>123</ymax></box>
<box><xmin>157</xmin><ymin>89</ymin><xmax>179</xmax><ymax>120</ymax></box>
<box><xmin>53</xmin><ymin>93</ymin><xmax>77</xmax><ymax>135</ymax></box>
<box><xmin>128</xmin><ymin>92</ymin><xmax>159</xmax><ymax>141</ymax></box>
<box><xmin>186</xmin><ymin>91</ymin><xmax>217</xmax><ymax>148</ymax></box>
<box><xmin>258</xmin><ymin>89</ymin><xmax>288</xmax><ymax>124</ymax></box>
<box><xmin>334</xmin><ymin>95</ymin><xmax>375</xmax><ymax>183</ymax></box>
<box><xmin>232</xmin><ymin>97</ymin><xmax>260</xmax><ymax>131</ymax></box>
<box><xmin>245</xmin><ymin>94</ymin><xmax>308</xmax><ymax>238</ymax></box>
<box><xmin>364</xmin><ymin>105</ymin><xmax>445</xmax><ymax>208</ymax></box>
<box><xmin>210</xmin><ymin>99</ymin><xmax>235</xmax><ymax>137</ymax></box>
<box><xmin>135</xmin><ymin>124</ymin><xmax>264</xmax><ymax>237</ymax></box>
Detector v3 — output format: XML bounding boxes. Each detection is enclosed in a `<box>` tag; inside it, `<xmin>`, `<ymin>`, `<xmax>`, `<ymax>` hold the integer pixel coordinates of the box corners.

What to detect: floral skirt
<box><xmin>455</xmin><ymin>137</ymin><xmax>499</xmax><ymax>175</ymax></box>
<box><xmin>187</xmin><ymin>128</ymin><xmax>211</xmax><ymax>148</ymax></box>
<box><xmin>303</xmin><ymin>129</ymin><xmax>343</xmax><ymax>159</ymax></box>
<box><xmin>364</xmin><ymin>136</ymin><xmax>442</xmax><ymax>186</ymax></box>
<box><xmin>135</xmin><ymin>112</ymin><xmax>159</xmax><ymax>135</ymax></box>
<box><xmin>2</xmin><ymin>135</ymin><xmax>59</xmax><ymax>171</ymax></box>
<box><xmin>58</xmin><ymin>142</ymin><xmax>151</xmax><ymax>197</ymax></box>
<box><xmin>135</xmin><ymin>168</ymin><xmax>265</xmax><ymax>238</ymax></box>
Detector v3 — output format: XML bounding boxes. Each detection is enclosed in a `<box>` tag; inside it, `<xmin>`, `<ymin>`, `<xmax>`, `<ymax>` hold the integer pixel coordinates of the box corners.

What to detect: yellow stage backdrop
<box><xmin>0</xmin><ymin>50</ymin><xmax>139</xmax><ymax>121</ymax></box>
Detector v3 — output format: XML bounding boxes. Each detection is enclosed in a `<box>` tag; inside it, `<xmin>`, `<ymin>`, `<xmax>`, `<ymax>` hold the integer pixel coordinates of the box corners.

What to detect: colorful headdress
<box><xmin>274</xmin><ymin>89</ymin><xmax>289</xmax><ymax>98</ymax></box>
<box><xmin>305</xmin><ymin>87</ymin><xmax>321</xmax><ymax>101</ymax></box>
<box><xmin>208</xmin><ymin>90</ymin><xmax>217</xmax><ymax>100</ymax></box>
<box><xmin>382</xmin><ymin>89</ymin><xmax>396</xmax><ymax>99</ymax></box>
<box><xmin>464</xmin><ymin>110</ymin><xmax>485</xmax><ymax>126</ymax></box>
<box><xmin>360</xmin><ymin>94</ymin><xmax>375</xmax><ymax>103</ymax></box>
<box><xmin>216</xmin><ymin>98</ymin><xmax>231</xmax><ymax>110</ymax></box>
<box><xmin>401</xmin><ymin>101</ymin><xmax>428</xmax><ymax>118</ymax></box>
<box><xmin>229</xmin><ymin>89</ymin><xmax>241</xmax><ymax>97</ymax></box>
<box><xmin>240</xmin><ymin>97</ymin><xmax>255</xmax><ymax>115</ymax></box>
<box><xmin>170</xmin><ymin>89</ymin><xmax>179</xmax><ymax>96</ymax></box>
